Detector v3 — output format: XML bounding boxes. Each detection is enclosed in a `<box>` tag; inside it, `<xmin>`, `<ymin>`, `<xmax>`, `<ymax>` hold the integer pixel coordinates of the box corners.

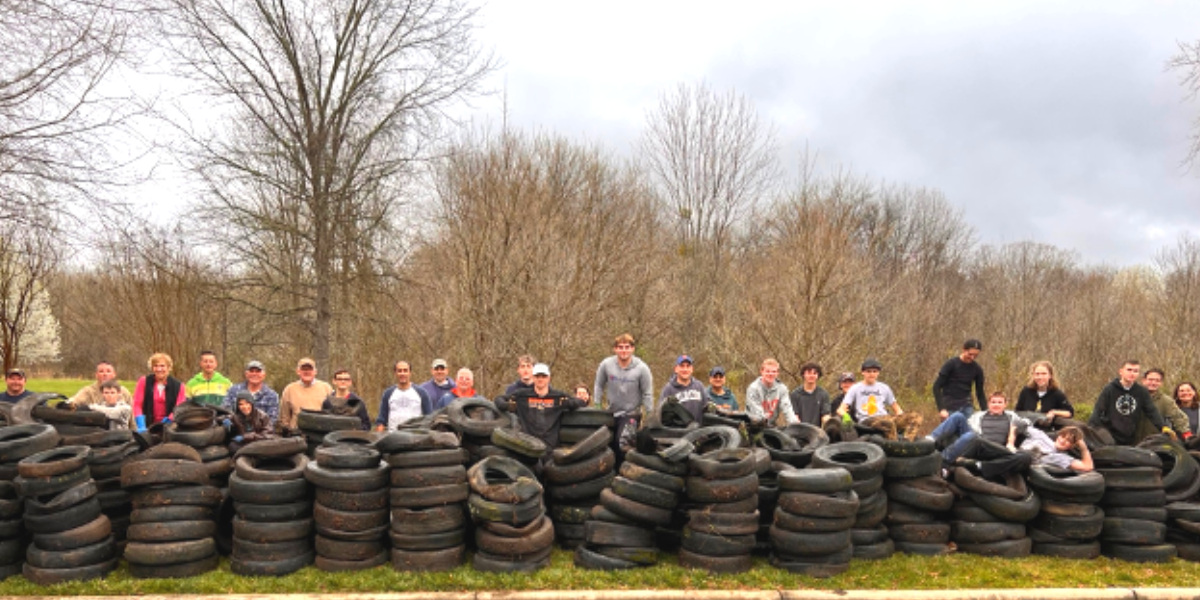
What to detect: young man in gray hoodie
<box><xmin>593</xmin><ymin>333</ymin><xmax>654</xmax><ymax>460</ymax></box>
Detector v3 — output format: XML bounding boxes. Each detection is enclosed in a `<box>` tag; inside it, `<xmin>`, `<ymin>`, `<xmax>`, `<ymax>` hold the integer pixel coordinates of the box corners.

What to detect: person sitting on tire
<box><xmin>926</xmin><ymin>391</ymin><xmax>1029</xmax><ymax>465</ymax></box>
<box><xmin>1020</xmin><ymin>425</ymin><xmax>1094</xmax><ymax>472</ymax></box>
<box><xmin>322</xmin><ymin>369</ymin><xmax>370</xmax><ymax>430</ymax></box>
<box><xmin>1014</xmin><ymin>360</ymin><xmax>1074</xmax><ymax>419</ymax></box>
<box><xmin>230</xmin><ymin>390</ymin><xmax>274</xmax><ymax>452</ymax></box>
<box><xmin>1089</xmin><ymin>359</ymin><xmax>1173</xmax><ymax>446</ymax></box>
<box><xmin>746</xmin><ymin>358</ymin><xmax>796</xmax><ymax>427</ymax></box>
<box><xmin>836</xmin><ymin>358</ymin><xmax>920</xmax><ymax>441</ymax></box>
<box><xmin>494</xmin><ymin>363</ymin><xmax>586</xmax><ymax>455</ymax></box>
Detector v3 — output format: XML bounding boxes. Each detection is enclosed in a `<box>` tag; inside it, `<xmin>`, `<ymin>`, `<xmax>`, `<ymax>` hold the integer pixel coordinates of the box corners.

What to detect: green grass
<box><xmin>26</xmin><ymin>379</ymin><xmax>138</xmax><ymax>399</ymax></box>
<box><xmin>0</xmin><ymin>550</ymin><xmax>1198</xmax><ymax>595</ymax></box>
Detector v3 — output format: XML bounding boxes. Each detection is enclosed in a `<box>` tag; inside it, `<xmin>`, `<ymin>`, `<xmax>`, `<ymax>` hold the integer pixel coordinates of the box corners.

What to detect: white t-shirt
<box><xmin>841</xmin><ymin>381</ymin><xmax>896</xmax><ymax>421</ymax></box>
<box><xmin>386</xmin><ymin>386</ymin><xmax>423</xmax><ymax>430</ymax></box>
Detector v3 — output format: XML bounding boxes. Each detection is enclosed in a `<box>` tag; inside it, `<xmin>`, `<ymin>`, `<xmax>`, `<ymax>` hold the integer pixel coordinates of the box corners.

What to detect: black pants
<box><xmin>959</xmin><ymin>437</ymin><xmax>1032</xmax><ymax>479</ymax></box>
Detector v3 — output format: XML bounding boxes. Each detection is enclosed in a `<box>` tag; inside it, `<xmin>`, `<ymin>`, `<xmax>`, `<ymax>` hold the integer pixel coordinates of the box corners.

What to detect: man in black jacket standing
<box><xmin>933</xmin><ymin>339</ymin><xmax>986</xmax><ymax>422</ymax></box>
<box><xmin>495</xmin><ymin>363</ymin><xmax>587</xmax><ymax>454</ymax></box>
<box><xmin>1089</xmin><ymin>359</ymin><xmax>1173</xmax><ymax>446</ymax></box>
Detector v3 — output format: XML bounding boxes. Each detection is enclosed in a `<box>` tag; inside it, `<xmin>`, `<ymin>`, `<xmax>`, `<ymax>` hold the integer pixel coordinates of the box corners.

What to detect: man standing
<box><xmin>375</xmin><ymin>361</ymin><xmax>432</xmax><ymax>431</ymax></box>
<box><xmin>1089</xmin><ymin>360</ymin><xmax>1173</xmax><ymax>446</ymax></box>
<box><xmin>187</xmin><ymin>350</ymin><xmax>233</xmax><ymax>408</ymax></box>
<box><xmin>659</xmin><ymin>355</ymin><xmax>706</xmax><ymax>422</ymax></box>
<box><xmin>68</xmin><ymin>361</ymin><xmax>134</xmax><ymax>411</ymax></box>
<box><xmin>746</xmin><ymin>358</ymin><xmax>796</xmax><ymax>426</ymax></box>
<box><xmin>1136</xmin><ymin>368</ymin><xmax>1192</xmax><ymax>442</ymax></box>
<box><xmin>436</xmin><ymin>367</ymin><xmax>483</xmax><ymax>411</ymax></box>
<box><xmin>593</xmin><ymin>333</ymin><xmax>653</xmax><ymax>460</ymax></box>
<box><xmin>496</xmin><ymin>363</ymin><xmax>586</xmax><ymax>454</ymax></box>
<box><xmin>418</xmin><ymin>359</ymin><xmax>455</xmax><ymax>409</ymax></box>
<box><xmin>505</xmin><ymin>355</ymin><xmax>536</xmax><ymax>395</ymax></box>
<box><xmin>706</xmin><ymin>366</ymin><xmax>737</xmax><ymax>411</ymax></box>
<box><xmin>790</xmin><ymin>362</ymin><xmax>832</xmax><ymax>426</ymax></box>
<box><xmin>933</xmin><ymin>339</ymin><xmax>986</xmax><ymax>421</ymax></box>
<box><xmin>1</xmin><ymin>369</ymin><xmax>31</xmax><ymax>403</ymax></box>
<box><xmin>279</xmin><ymin>357</ymin><xmax>333</xmax><ymax>431</ymax></box>
<box><xmin>223</xmin><ymin>360</ymin><xmax>280</xmax><ymax>427</ymax></box>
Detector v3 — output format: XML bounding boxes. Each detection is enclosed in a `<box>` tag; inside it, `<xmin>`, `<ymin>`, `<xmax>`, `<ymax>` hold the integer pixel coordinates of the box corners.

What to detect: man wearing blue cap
<box><xmin>660</xmin><ymin>354</ymin><xmax>706</xmax><ymax>422</ymax></box>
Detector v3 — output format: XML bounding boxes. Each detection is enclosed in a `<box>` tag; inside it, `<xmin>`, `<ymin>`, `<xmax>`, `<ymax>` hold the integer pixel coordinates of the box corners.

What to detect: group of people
<box><xmin>4</xmin><ymin>335</ymin><xmax>1195</xmax><ymax>474</ymax></box>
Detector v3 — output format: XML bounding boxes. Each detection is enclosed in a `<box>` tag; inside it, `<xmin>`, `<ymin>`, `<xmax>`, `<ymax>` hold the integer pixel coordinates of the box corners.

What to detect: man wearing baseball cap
<box><xmin>223</xmin><ymin>360</ymin><xmax>281</xmax><ymax>427</ymax></box>
<box><xmin>1</xmin><ymin>368</ymin><xmax>30</xmax><ymax>403</ymax></box>
<box><xmin>418</xmin><ymin>358</ymin><xmax>455</xmax><ymax>408</ymax></box>
<box><xmin>279</xmin><ymin>357</ymin><xmax>333</xmax><ymax>431</ymax></box>
<box><xmin>706</xmin><ymin>366</ymin><xmax>738</xmax><ymax>411</ymax></box>
<box><xmin>659</xmin><ymin>354</ymin><xmax>706</xmax><ymax>422</ymax></box>
<box><xmin>495</xmin><ymin>363</ymin><xmax>586</xmax><ymax>455</ymax></box>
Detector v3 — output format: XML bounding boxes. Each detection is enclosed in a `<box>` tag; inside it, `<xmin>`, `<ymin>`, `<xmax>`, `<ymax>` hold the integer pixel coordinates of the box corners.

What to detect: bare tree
<box><xmin>0</xmin><ymin>0</ymin><xmax>136</xmax><ymax>222</ymax></box>
<box><xmin>155</xmin><ymin>0</ymin><xmax>495</xmax><ymax>371</ymax></box>
<box><xmin>639</xmin><ymin>82</ymin><xmax>780</xmax><ymax>350</ymax></box>
<box><xmin>1169</xmin><ymin>40</ymin><xmax>1200</xmax><ymax>169</ymax></box>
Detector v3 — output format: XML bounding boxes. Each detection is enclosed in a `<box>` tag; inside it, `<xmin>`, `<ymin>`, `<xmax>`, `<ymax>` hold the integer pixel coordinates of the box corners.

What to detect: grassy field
<box><xmin>0</xmin><ymin>550</ymin><xmax>1194</xmax><ymax>595</ymax></box>
<box><xmin>26</xmin><ymin>378</ymin><xmax>141</xmax><ymax>399</ymax></box>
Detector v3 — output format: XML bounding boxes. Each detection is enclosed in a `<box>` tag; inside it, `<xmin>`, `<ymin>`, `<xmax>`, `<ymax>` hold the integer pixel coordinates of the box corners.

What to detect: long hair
<box><xmin>1024</xmin><ymin>360</ymin><xmax>1060</xmax><ymax>392</ymax></box>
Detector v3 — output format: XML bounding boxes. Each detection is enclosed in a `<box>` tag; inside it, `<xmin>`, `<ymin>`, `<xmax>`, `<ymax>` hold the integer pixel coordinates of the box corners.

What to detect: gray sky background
<box><xmin>459</xmin><ymin>0</ymin><xmax>1200</xmax><ymax>266</ymax></box>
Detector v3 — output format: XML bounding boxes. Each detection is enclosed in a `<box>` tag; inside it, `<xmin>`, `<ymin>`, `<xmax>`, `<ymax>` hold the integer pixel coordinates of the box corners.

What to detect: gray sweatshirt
<box><xmin>593</xmin><ymin>355</ymin><xmax>654</xmax><ymax>417</ymax></box>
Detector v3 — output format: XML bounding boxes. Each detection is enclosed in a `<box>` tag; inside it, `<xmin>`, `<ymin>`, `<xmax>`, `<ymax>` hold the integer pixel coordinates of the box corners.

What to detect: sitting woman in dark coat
<box><xmin>231</xmin><ymin>390</ymin><xmax>274</xmax><ymax>452</ymax></box>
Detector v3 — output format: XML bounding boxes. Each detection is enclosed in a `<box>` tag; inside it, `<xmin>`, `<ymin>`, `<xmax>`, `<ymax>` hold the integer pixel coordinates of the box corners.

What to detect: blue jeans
<box><xmin>945</xmin><ymin>405</ymin><xmax>975</xmax><ymax>418</ymax></box>
<box><xmin>929</xmin><ymin>412</ymin><xmax>976</xmax><ymax>463</ymax></box>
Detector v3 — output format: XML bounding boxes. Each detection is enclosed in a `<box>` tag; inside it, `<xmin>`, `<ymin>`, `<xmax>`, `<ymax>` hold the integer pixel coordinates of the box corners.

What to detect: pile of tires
<box><xmin>769</xmin><ymin>466</ymin><xmax>857</xmax><ymax>577</ymax></box>
<box><xmin>559</xmin><ymin>408</ymin><xmax>614</xmax><ymax>448</ymax></box>
<box><xmin>0</xmin><ymin>482</ymin><xmax>21</xmax><ymax>580</ymax></box>
<box><xmin>18</xmin><ymin>446</ymin><xmax>117</xmax><ymax>584</ymax></box>
<box><xmin>381</xmin><ymin>428</ymin><xmax>469</xmax><ymax>572</ymax></box>
<box><xmin>951</xmin><ymin>464</ymin><xmax>1037</xmax><ymax>557</ymax></box>
<box><xmin>811</xmin><ymin>442</ymin><xmax>891</xmax><ymax>555</ymax></box>
<box><xmin>678</xmin><ymin>447</ymin><xmax>758</xmax><ymax>573</ymax></box>
<box><xmin>876</xmin><ymin>437</ymin><xmax>949</xmax><ymax>561</ymax></box>
<box><xmin>297</xmin><ymin>409</ymin><xmax>362</xmax><ymax>457</ymax></box>
<box><xmin>574</xmin><ymin>449</ymin><xmax>684</xmax><ymax>570</ymax></box>
<box><xmin>0</xmin><ymin>423</ymin><xmax>59</xmax><ymax>579</ymax></box>
<box><xmin>1027</xmin><ymin>465</ymin><xmax>1105</xmax><ymax>559</ymax></box>
<box><xmin>1166</xmin><ymin>501</ymin><xmax>1200</xmax><ymax>560</ymax></box>
<box><xmin>468</xmin><ymin>455</ymin><xmax>553</xmax><ymax>572</ymax></box>
<box><xmin>69</xmin><ymin>430</ymin><xmax>139</xmax><ymax>552</ymax></box>
<box><xmin>0</xmin><ymin>423</ymin><xmax>59</xmax><ymax>481</ymax></box>
<box><xmin>28</xmin><ymin>396</ymin><xmax>108</xmax><ymax>439</ymax></box>
<box><xmin>121</xmin><ymin>443</ymin><xmax>220</xmax><ymax>578</ymax></box>
<box><xmin>165</xmin><ymin>405</ymin><xmax>234</xmax><ymax>486</ymax></box>
<box><xmin>752</xmin><ymin>447</ymin><xmax>784</xmax><ymax>555</ymax></box>
<box><xmin>756</xmin><ymin>424</ymin><xmax>827</xmax><ymax>469</ymax></box>
<box><xmin>1095</xmin><ymin>445</ymin><xmax>1176</xmax><ymax>562</ymax></box>
<box><xmin>226</xmin><ymin>438</ymin><xmax>313</xmax><ymax>576</ymax></box>
<box><xmin>544</xmin><ymin>426</ymin><xmax>614</xmax><ymax>549</ymax></box>
<box><xmin>445</xmin><ymin>398</ymin><xmax>515</xmax><ymax>465</ymax></box>
<box><xmin>308</xmin><ymin>440</ymin><xmax>388</xmax><ymax>571</ymax></box>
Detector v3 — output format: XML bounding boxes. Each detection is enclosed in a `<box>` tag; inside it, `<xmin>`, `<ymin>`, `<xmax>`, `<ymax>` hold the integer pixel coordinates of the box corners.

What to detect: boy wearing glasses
<box><xmin>323</xmin><ymin>369</ymin><xmax>370</xmax><ymax>430</ymax></box>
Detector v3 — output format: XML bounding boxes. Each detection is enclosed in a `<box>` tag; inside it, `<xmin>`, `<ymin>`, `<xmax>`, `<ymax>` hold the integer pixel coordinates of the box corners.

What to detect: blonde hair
<box><xmin>147</xmin><ymin>353</ymin><xmax>173</xmax><ymax>371</ymax></box>
<box><xmin>1025</xmin><ymin>360</ymin><xmax>1060</xmax><ymax>391</ymax></box>
<box><xmin>761</xmin><ymin>358</ymin><xmax>780</xmax><ymax>370</ymax></box>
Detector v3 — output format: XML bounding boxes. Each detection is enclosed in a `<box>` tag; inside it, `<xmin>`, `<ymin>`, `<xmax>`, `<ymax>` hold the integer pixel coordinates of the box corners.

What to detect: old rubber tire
<box><xmin>25</xmin><ymin>536</ymin><xmax>116</xmax><ymax>569</ymax></box>
<box><xmin>777</xmin><ymin>467</ymin><xmax>853</xmax><ymax>494</ymax></box>
<box><xmin>551</xmin><ymin>427</ymin><xmax>612</xmax><ymax>465</ymax></box>
<box><xmin>390</xmin><ymin>544</ymin><xmax>465</xmax><ymax>571</ymax></box>
<box><xmin>811</xmin><ymin>442</ymin><xmax>886</xmax><ymax>481</ymax></box>
<box><xmin>230</xmin><ymin>551</ymin><xmax>314</xmax><ymax>576</ymax></box>
<box><xmin>677</xmin><ymin>547</ymin><xmax>752</xmax><ymax>573</ymax></box>
<box><xmin>124</xmin><ymin>538</ymin><xmax>216</xmax><ymax>566</ymax></box>
<box><xmin>958</xmin><ymin>537</ymin><xmax>1033</xmax><ymax>557</ymax></box>
<box><xmin>22</xmin><ymin>557</ymin><xmax>116</xmax><ymax>585</ymax></box>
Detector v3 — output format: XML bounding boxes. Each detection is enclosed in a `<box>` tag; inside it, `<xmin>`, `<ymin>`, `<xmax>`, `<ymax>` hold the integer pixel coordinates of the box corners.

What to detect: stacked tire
<box><xmin>1095</xmin><ymin>446</ymin><xmax>1175</xmax><ymax>562</ymax></box>
<box><xmin>0</xmin><ymin>482</ymin><xmax>21</xmax><ymax>580</ymax></box>
<box><xmin>544</xmin><ymin>426</ymin><xmax>614</xmax><ymax>549</ymax></box>
<box><xmin>558</xmin><ymin>409</ymin><xmax>614</xmax><ymax>447</ymax></box>
<box><xmin>769</xmin><ymin>467</ymin><xmax>857</xmax><ymax>577</ymax></box>
<box><xmin>0</xmin><ymin>423</ymin><xmax>59</xmax><ymax>481</ymax></box>
<box><xmin>166</xmin><ymin>405</ymin><xmax>234</xmax><ymax>486</ymax></box>
<box><xmin>1166</xmin><ymin>502</ymin><xmax>1200</xmax><ymax>560</ymax></box>
<box><xmin>19</xmin><ymin>446</ymin><xmax>117</xmax><ymax>584</ymax></box>
<box><xmin>469</xmin><ymin>456</ymin><xmax>553</xmax><ymax>572</ymax></box>
<box><xmin>753</xmin><ymin>447</ymin><xmax>785</xmax><ymax>556</ymax></box>
<box><xmin>445</xmin><ymin>398</ymin><xmax>513</xmax><ymax>466</ymax></box>
<box><xmin>574</xmin><ymin>449</ymin><xmax>683</xmax><ymax>570</ymax></box>
<box><xmin>30</xmin><ymin>401</ymin><xmax>108</xmax><ymax>440</ymax></box>
<box><xmin>0</xmin><ymin>423</ymin><xmax>59</xmax><ymax>579</ymax></box>
<box><xmin>381</xmin><ymin>429</ymin><xmax>469</xmax><ymax>572</ymax></box>
<box><xmin>878</xmin><ymin>439</ymin><xmax>950</xmax><ymax>559</ymax></box>
<box><xmin>297</xmin><ymin>410</ymin><xmax>361</xmax><ymax>457</ymax></box>
<box><xmin>227</xmin><ymin>438</ymin><xmax>313</xmax><ymax>576</ymax></box>
<box><xmin>951</xmin><ymin>465</ymin><xmax>1037</xmax><ymax>557</ymax></box>
<box><xmin>70</xmin><ymin>430</ymin><xmax>139</xmax><ymax>552</ymax></box>
<box><xmin>811</xmin><ymin>442</ymin><xmax>891</xmax><ymax>556</ymax></box>
<box><xmin>122</xmin><ymin>444</ymin><xmax>220</xmax><ymax>578</ymax></box>
<box><xmin>679</xmin><ymin>448</ymin><xmax>757</xmax><ymax>573</ymax></box>
<box><xmin>1027</xmin><ymin>465</ymin><xmax>1105</xmax><ymax>559</ymax></box>
<box><xmin>308</xmin><ymin>442</ymin><xmax>388</xmax><ymax>571</ymax></box>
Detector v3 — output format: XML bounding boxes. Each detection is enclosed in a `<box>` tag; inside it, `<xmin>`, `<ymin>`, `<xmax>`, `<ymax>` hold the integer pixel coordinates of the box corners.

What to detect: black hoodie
<box><xmin>1089</xmin><ymin>378</ymin><xmax>1164</xmax><ymax>445</ymax></box>
<box><xmin>494</xmin><ymin>387</ymin><xmax>586</xmax><ymax>452</ymax></box>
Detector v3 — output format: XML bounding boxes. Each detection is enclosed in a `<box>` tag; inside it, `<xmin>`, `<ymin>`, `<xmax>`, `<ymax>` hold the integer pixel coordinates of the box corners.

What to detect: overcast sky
<box><xmin>459</xmin><ymin>1</ymin><xmax>1200</xmax><ymax>266</ymax></box>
